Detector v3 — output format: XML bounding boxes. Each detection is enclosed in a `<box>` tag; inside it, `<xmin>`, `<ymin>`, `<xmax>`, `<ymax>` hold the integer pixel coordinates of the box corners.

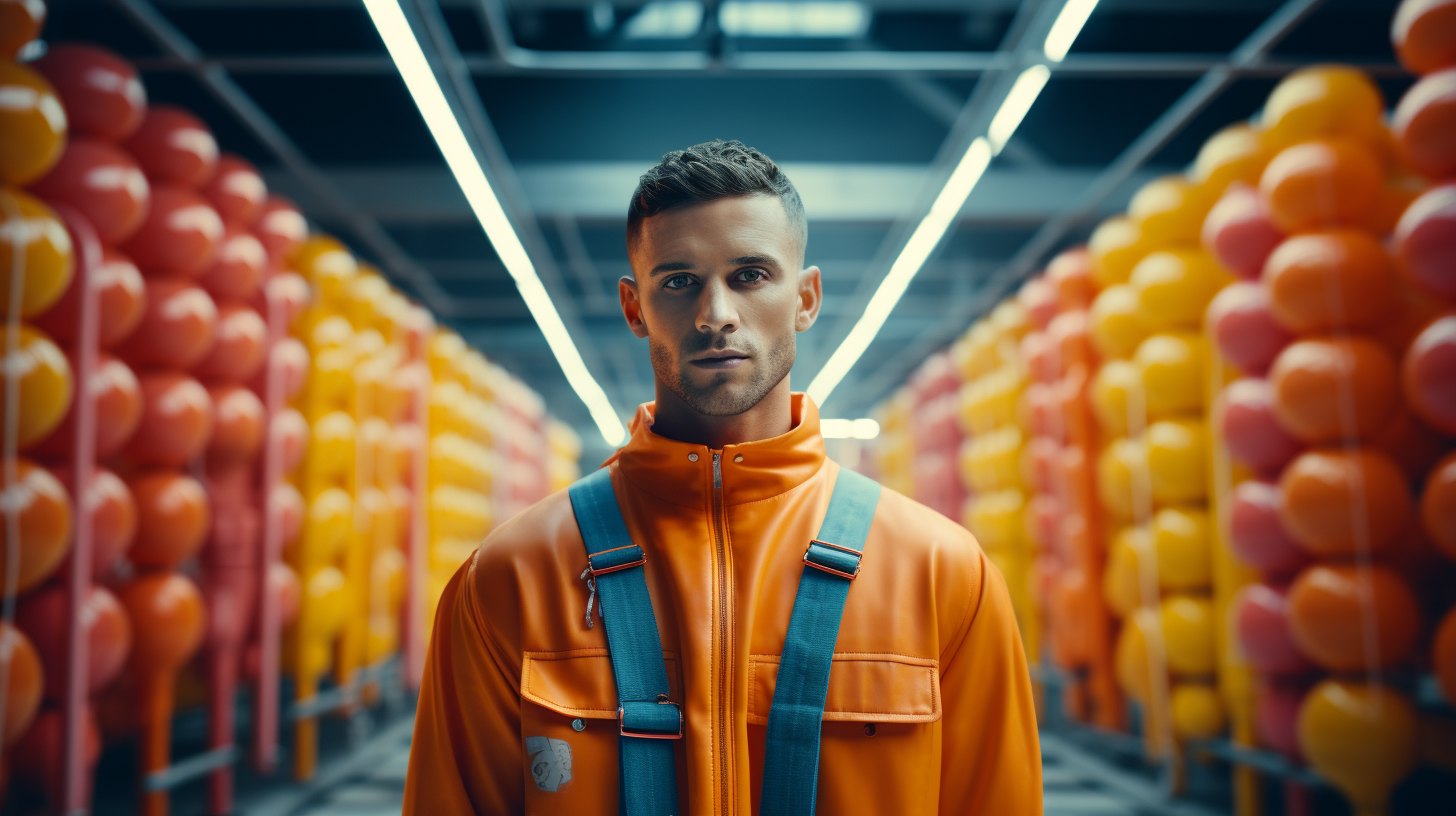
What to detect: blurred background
<box><xmin>2</xmin><ymin>0</ymin><xmax>1455</xmax><ymax>814</ymax></box>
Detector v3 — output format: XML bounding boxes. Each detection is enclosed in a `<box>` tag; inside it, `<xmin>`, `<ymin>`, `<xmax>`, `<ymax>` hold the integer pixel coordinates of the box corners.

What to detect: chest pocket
<box><xmin>748</xmin><ymin>652</ymin><xmax>943</xmax><ymax>816</ymax></box>
<box><xmin>518</xmin><ymin>649</ymin><xmax>684</xmax><ymax>814</ymax></box>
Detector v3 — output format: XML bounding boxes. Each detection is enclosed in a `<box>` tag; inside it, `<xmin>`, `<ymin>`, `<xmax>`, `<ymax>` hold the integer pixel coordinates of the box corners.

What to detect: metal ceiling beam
<box><xmin>129</xmin><ymin>53</ymin><xmax>1404</xmax><ymax>79</ymax></box>
<box><xmin>109</xmin><ymin>0</ymin><xmax>457</xmax><ymax>314</ymax></box>
<box><xmin>837</xmin><ymin>0</ymin><xmax>1329</xmax><ymax>414</ymax></box>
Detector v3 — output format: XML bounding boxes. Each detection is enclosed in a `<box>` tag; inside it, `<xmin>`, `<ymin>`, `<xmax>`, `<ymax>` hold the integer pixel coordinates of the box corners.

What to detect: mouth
<box><xmin>689</xmin><ymin>350</ymin><xmax>751</xmax><ymax>370</ymax></box>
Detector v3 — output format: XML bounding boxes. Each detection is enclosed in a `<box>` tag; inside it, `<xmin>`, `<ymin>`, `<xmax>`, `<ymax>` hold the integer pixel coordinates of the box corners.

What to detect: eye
<box><xmin>663</xmin><ymin>274</ymin><xmax>695</xmax><ymax>290</ymax></box>
<box><xmin>737</xmin><ymin>268</ymin><xmax>767</xmax><ymax>283</ymax></box>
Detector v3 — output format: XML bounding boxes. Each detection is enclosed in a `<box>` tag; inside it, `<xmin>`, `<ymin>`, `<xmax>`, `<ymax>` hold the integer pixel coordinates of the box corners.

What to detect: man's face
<box><xmin>621</xmin><ymin>194</ymin><xmax>821</xmax><ymax>417</ymax></box>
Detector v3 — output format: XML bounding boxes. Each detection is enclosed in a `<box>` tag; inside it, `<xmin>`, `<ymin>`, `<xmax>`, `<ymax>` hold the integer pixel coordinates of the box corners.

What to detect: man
<box><xmin>403</xmin><ymin>140</ymin><xmax>1042</xmax><ymax>814</ymax></box>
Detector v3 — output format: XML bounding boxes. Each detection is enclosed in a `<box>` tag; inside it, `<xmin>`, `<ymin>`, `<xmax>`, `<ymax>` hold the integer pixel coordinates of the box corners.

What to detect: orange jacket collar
<box><xmin>607</xmin><ymin>392</ymin><xmax>826</xmax><ymax>509</ymax></box>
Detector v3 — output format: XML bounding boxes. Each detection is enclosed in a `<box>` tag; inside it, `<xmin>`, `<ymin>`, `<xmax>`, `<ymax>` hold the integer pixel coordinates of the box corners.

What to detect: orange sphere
<box><xmin>128</xmin><ymin>471</ymin><xmax>210</xmax><ymax>570</ymax></box>
<box><xmin>0</xmin><ymin>622</ymin><xmax>43</xmax><ymax>746</ymax></box>
<box><xmin>31</xmin><ymin>350</ymin><xmax>142</xmax><ymax>460</ymax></box>
<box><xmin>0</xmin><ymin>0</ymin><xmax>45</xmax><ymax>60</ymax></box>
<box><xmin>1279</xmin><ymin>449</ymin><xmax>1412</xmax><ymax>557</ymax></box>
<box><xmin>1394</xmin><ymin>0</ymin><xmax>1456</xmax><ymax>74</ymax></box>
<box><xmin>0</xmin><ymin>459</ymin><xmax>72</xmax><ymax>596</ymax></box>
<box><xmin>197</xmin><ymin>222</ymin><xmax>268</xmax><ymax>303</ymax></box>
<box><xmin>202</xmin><ymin>154</ymin><xmax>267</xmax><ymax>226</ymax></box>
<box><xmin>1298</xmin><ymin>680</ymin><xmax>1417</xmax><ymax>810</ymax></box>
<box><xmin>255</xmin><ymin>195</ymin><xmax>307</xmax><ymax>267</ymax></box>
<box><xmin>125</xmin><ymin>372</ymin><xmax>214</xmax><ymax>467</ymax></box>
<box><xmin>1259</xmin><ymin>139</ymin><xmax>1383</xmax><ymax>233</ymax></box>
<box><xmin>1394</xmin><ymin>67</ymin><xmax>1456</xmax><ymax>182</ymax></box>
<box><xmin>122</xmin><ymin>106</ymin><xmax>218</xmax><ymax>189</ymax></box>
<box><xmin>1436</xmin><ymin>606</ymin><xmax>1456</xmax><ymax>714</ymax></box>
<box><xmin>1261</xmin><ymin>65</ymin><xmax>1385</xmax><ymax>152</ymax></box>
<box><xmin>33</xmin><ymin>43</ymin><xmax>146</xmax><ymax>142</ymax></box>
<box><xmin>0</xmin><ymin>61</ymin><xmax>66</xmax><ymax>186</ymax></box>
<box><xmin>1269</xmin><ymin>337</ymin><xmax>1399</xmax><ymax>443</ymax></box>
<box><xmin>1289</xmin><ymin>564</ymin><xmax>1420</xmax><ymax>671</ymax></box>
<box><xmin>115</xmin><ymin>277</ymin><xmax>218</xmax><ymax>370</ymax></box>
<box><xmin>1128</xmin><ymin>175</ymin><xmax>1212</xmax><ymax>247</ymax></box>
<box><xmin>206</xmin><ymin>383</ymin><xmax>264</xmax><ymax>464</ymax></box>
<box><xmin>1193</xmin><ymin>123</ymin><xmax>1269</xmax><ymax>195</ymax></box>
<box><xmin>1264</xmin><ymin>230</ymin><xmax>1397</xmax><ymax>335</ymax></box>
<box><xmin>1046</xmin><ymin>247</ymin><xmax>1095</xmax><ymax>311</ymax></box>
<box><xmin>33</xmin><ymin>246</ymin><xmax>147</xmax><ymax>351</ymax></box>
<box><xmin>192</xmin><ymin>302</ymin><xmax>265</xmax><ymax>382</ymax></box>
<box><xmin>52</xmin><ymin>466</ymin><xmax>137</xmax><ymax>579</ymax></box>
<box><xmin>0</xmin><ymin>188</ymin><xmax>74</xmax><ymax>319</ymax></box>
<box><xmin>117</xmin><ymin>573</ymin><xmax>206</xmax><ymax>676</ymax></box>
<box><xmin>1</xmin><ymin>324</ymin><xmax>73</xmax><ymax>450</ymax></box>
<box><xmin>1130</xmin><ymin>248</ymin><xmax>1230</xmax><ymax>332</ymax></box>
<box><xmin>1423</xmin><ymin>452</ymin><xmax>1456</xmax><ymax>561</ymax></box>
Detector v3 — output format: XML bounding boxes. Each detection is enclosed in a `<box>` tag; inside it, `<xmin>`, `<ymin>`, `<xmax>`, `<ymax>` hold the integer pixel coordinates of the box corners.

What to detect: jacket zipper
<box><xmin>711</xmin><ymin>451</ymin><xmax>732</xmax><ymax>814</ymax></box>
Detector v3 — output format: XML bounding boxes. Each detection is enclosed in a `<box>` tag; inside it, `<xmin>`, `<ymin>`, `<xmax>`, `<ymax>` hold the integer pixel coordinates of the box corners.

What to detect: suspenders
<box><xmin>567</xmin><ymin>466</ymin><xmax>882</xmax><ymax>816</ymax></box>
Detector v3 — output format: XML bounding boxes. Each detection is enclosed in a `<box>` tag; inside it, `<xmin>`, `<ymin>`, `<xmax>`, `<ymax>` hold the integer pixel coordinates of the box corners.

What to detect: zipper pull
<box><xmin>579</xmin><ymin>567</ymin><xmax>599</xmax><ymax>628</ymax></box>
<box><xmin>712</xmin><ymin>451</ymin><xmax>722</xmax><ymax>489</ymax></box>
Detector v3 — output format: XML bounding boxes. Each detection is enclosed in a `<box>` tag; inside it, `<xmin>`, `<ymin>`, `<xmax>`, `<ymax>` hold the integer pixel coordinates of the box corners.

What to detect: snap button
<box><xmin>572</xmin><ymin>718</ymin><xmax>586</xmax><ymax>732</ymax></box>
<box><xmin>688</xmin><ymin>452</ymin><xmax>698</xmax><ymax>462</ymax></box>
<box><xmin>864</xmin><ymin>723</ymin><xmax>877</xmax><ymax>736</ymax></box>
<box><xmin>733</xmin><ymin>454</ymin><xmax>743</xmax><ymax>463</ymax></box>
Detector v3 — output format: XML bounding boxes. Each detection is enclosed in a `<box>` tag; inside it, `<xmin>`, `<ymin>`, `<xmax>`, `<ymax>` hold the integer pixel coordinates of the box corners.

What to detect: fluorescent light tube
<box><xmin>1044</xmin><ymin>0</ymin><xmax>1099</xmax><ymax>62</ymax></box>
<box><xmin>363</xmin><ymin>0</ymin><xmax>627</xmax><ymax>447</ymax></box>
<box><xmin>988</xmin><ymin>64</ymin><xmax>1050</xmax><ymax>154</ymax></box>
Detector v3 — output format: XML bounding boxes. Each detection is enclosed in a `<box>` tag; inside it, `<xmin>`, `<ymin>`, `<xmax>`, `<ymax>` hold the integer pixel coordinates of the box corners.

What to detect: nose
<box><xmin>696</xmin><ymin>277</ymin><xmax>738</xmax><ymax>335</ymax></box>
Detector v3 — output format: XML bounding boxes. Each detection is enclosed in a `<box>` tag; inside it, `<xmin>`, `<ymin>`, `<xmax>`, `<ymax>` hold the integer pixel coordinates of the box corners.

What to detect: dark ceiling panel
<box><xmin>1017</xmin><ymin>75</ymin><xmax>1198</xmax><ymax>166</ymax></box>
<box><xmin>233</xmin><ymin>73</ymin><xmax>443</xmax><ymax>164</ymax></box>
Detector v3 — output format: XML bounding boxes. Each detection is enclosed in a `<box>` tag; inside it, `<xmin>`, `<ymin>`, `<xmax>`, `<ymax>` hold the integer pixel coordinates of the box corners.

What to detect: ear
<box><xmin>795</xmin><ymin>265</ymin><xmax>823</xmax><ymax>332</ymax></box>
<box><xmin>620</xmin><ymin>276</ymin><xmax>649</xmax><ymax>339</ymax></box>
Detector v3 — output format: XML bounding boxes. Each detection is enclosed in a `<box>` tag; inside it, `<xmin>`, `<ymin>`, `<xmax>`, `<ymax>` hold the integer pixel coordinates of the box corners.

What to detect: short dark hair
<box><xmin>626</xmin><ymin>139</ymin><xmax>807</xmax><ymax>263</ymax></box>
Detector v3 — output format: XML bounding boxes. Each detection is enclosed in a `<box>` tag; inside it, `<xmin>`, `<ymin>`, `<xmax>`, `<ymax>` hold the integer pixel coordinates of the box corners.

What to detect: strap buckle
<box><xmin>618</xmin><ymin>699</ymin><xmax>683</xmax><ymax>740</ymax></box>
<box><xmin>588</xmin><ymin>544</ymin><xmax>645</xmax><ymax>577</ymax></box>
<box><xmin>803</xmin><ymin>539</ymin><xmax>863</xmax><ymax>580</ymax></box>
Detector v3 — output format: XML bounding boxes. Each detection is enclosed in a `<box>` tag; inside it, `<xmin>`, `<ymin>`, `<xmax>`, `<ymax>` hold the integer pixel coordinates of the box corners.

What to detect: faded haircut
<box><xmin>626</xmin><ymin>139</ymin><xmax>807</xmax><ymax>266</ymax></box>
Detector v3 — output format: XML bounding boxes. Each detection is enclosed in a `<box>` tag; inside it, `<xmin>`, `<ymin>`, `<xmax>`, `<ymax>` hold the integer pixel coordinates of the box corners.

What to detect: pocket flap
<box><xmin>747</xmin><ymin>653</ymin><xmax>940</xmax><ymax>725</ymax></box>
<box><xmin>522</xmin><ymin>648</ymin><xmax>682</xmax><ymax>720</ymax></box>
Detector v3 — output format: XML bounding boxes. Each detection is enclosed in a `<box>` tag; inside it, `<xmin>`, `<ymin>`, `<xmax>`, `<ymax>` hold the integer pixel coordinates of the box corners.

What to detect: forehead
<box><xmin>632</xmin><ymin>194</ymin><xmax>799</xmax><ymax>268</ymax></box>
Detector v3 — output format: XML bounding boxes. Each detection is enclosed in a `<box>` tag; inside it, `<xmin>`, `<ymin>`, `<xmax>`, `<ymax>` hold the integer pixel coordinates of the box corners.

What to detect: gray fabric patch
<box><xmin>525</xmin><ymin>736</ymin><xmax>573</xmax><ymax>792</ymax></box>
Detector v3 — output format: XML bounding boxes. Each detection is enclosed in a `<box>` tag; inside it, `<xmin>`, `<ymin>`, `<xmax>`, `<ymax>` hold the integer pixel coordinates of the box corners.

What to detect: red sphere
<box><xmin>1229</xmin><ymin>479</ymin><xmax>1311</xmax><ymax>576</ymax></box>
<box><xmin>265</xmin><ymin>271</ymin><xmax>309</xmax><ymax>329</ymax></box>
<box><xmin>34</xmin><ymin>246</ymin><xmax>147</xmax><ymax>349</ymax></box>
<box><xmin>1019</xmin><ymin>276</ymin><xmax>1058</xmax><ymax>330</ymax></box>
<box><xmin>1217</xmin><ymin>378</ymin><xmax>1303</xmax><ymax>474</ymax></box>
<box><xmin>1393</xmin><ymin>0</ymin><xmax>1456</xmax><ymax>75</ymax></box>
<box><xmin>192</xmin><ymin>303</ymin><xmax>266</xmax><ymax>382</ymax></box>
<box><xmin>1393</xmin><ymin>68</ymin><xmax>1456</xmax><ymax>181</ymax></box>
<box><xmin>15</xmin><ymin>584</ymin><xmax>132</xmax><ymax>699</ymax></box>
<box><xmin>31</xmin><ymin>352</ymin><xmax>142</xmax><ymax>459</ymax></box>
<box><xmin>254</xmin><ymin>196</ymin><xmax>307</xmax><ymax>267</ymax></box>
<box><xmin>127</xmin><ymin>470</ymin><xmax>210</xmax><ymax>569</ymax></box>
<box><xmin>1395</xmin><ymin>184</ymin><xmax>1456</xmax><ymax>302</ymax></box>
<box><xmin>206</xmin><ymin>383</ymin><xmax>265</xmax><ymax>464</ymax></box>
<box><xmin>197</xmin><ymin>221</ymin><xmax>267</xmax><ymax>302</ymax></box>
<box><xmin>28</xmin><ymin>138</ymin><xmax>150</xmax><ymax>244</ymax></box>
<box><xmin>1201</xmin><ymin>183</ymin><xmax>1284</xmax><ymax>280</ymax></box>
<box><xmin>1206</xmin><ymin>282</ymin><xmax>1293</xmax><ymax>375</ymax></box>
<box><xmin>1403</xmin><ymin>315</ymin><xmax>1456</xmax><ymax>435</ymax></box>
<box><xmin>201</xmin><ymin>154</ymin><xmax>266</xmax><ymax>225</ymax></box>
<box><xmin>33</xmin><ymin>44</ymin><xmax>146</xmax><ymax>142</ymax></box>
<box><xmin>120</xmin><ymin>184</ymin><xmax>223</xmax><ymax>278</ymax></box>
<box><xmin>1234</xmin><ymin>582</ymin><xmax>1314</xmax><ymax>675</ymax></box>
<box><xmin>50</xmin><ymin>465</ymin><xmax>137</xmax><ymax>579</ymax></box>
<box><xmin>114</xmin><ymin>277</ymin><xmax>217</xmax><ymax>370</ymax></box>
<box><xmin>269</xmin><ymin>481</ymin><xmax>305</xmax><ymax>549</ymax></box>
<box><xmin>125</xmin><ymin>372</ymin><xmax>214</xmax><ymax>467</ymax></box>
<box><xmin>122</xmin><ymin>105</ymin><xmax>218</xmax><ymax>188</ymax></box>
<box><xmin>270</xmin><ymin>408</ymin><xmax>309</xmax><ymax>477</ymax></box>
<box><xmin>1256</xmin><ymin>682</ymin><xmax>1307</xmax><ymax>759</ymax></box>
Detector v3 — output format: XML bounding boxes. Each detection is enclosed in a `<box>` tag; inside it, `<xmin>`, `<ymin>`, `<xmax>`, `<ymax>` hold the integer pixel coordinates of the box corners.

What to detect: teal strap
<box><xmin>568</xmin><ymin>468</ymin><xmax>681</xmax><ymax>816</ymax></box>
<box><xmin>760</xmin><ymin>469</ymin><xmax>881</xmax><ymax>816</ymax></box>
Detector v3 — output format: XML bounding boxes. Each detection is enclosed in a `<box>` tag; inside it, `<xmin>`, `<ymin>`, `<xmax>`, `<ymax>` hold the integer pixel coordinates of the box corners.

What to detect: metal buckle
<box><xmin>803</xmin><ymin>539</ymin><xmax>863</xmax><ymax>580</ymax></box>
<box><xmin>618</xmin><ymin>700</ymin><xmax>683</xmax><ymax>740</ymax></box>
<box><xmin>588</xmin><ymin>544</ymin><xmax>645</xmax><ymax>577</ymax></box>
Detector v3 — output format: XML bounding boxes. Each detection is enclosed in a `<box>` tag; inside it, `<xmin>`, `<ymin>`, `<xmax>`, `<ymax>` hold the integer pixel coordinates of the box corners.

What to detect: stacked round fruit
<box><xmin>871</xmin><ymin>393</ymin><xmax>915</xmax><ymax>497</ymax></box>
<box><xmin>546</xmin><ymin>420</ymin><xmax>583</xmax><ymax>494</ymax></box>
<box><xmin>907</xmin><ymin>352</ymin><xmax>965</xmax><ymax>521</ymax></box>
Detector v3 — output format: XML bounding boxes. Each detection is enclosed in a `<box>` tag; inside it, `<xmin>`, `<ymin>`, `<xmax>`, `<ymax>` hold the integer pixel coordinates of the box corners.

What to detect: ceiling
<box><xmin>39</xmin><ymin>0</ymin><xmax>1409</xmax><ymax>461</ymax></box>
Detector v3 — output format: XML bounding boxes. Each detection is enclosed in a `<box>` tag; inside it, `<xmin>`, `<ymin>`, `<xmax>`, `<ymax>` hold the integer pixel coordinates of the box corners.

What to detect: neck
<box><xmin>648</xmin><ymin>378</ymin><xmax>794</xmax><ymax>450</ymax></box>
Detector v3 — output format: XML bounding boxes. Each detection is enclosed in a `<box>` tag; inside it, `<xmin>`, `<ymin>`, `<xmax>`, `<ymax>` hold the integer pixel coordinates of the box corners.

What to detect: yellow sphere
<box><xmin>1097</xmin><ymin>436</ymin><xmax>1148</xmax><ymax>522</ymax></box>
<box><xmin>309</xmin><ymin>315</ymin><xmax>355</xmax><ymax>352</ymax></box>
<box><xmin>346</xmin><ymin>272</ymin><xmax>391</xmax><ymax>332</ymax></box>
<box><xmin>0</xmin><ymin>62</ymin><xmax>67</xmax><ymax>186</ymax></box>
<box><xmin>1128</xmin><ymin>175</ymin><xmax>1212</xmax><ymax>248</ymax></box>
<box><xmin>1091</xmin><ymin>360</ymin><xmax>1143</xmax><ymax>438</ymax></box>
<box><xmin>308</xmin><ymin>411</ymin><xmax>356</xmax><ymax>488</ymax></box>
<box><xmin>300</xmin><ymin>487</ymin><xmax>352</xmax><ymax>566</ymax></box>
<box><xmin>308</xmin><ymin>347</ymin><xmax>353</xmax><ymax>413</ymax></box>
<box><xmin>1147</xmin><ymin>419</ymin><xmax>1207</xmax><ymax>505</ymax></box>
<box><xmin>989</xmin><ymin>300</ymin><xmax>1029</xmax><ymax>342</ymax></box>
<box><xmin>1152</xmin><ymin>506</ymin><xmax>1211</xmax><ymax>591</ymax></box>
<box><xmin>967</xmin><ymin>489</ymin><xmax>1025</xmax><ymax>553</ymax></box>
<box><xmin>1130</xmin><ymin>248</ymin><xmax>1232</xmax><ymax>332</ymax></box>
<box><xmin>428</xmin><ymin>331</ymin><xmax>467</xmax><ymax>383</ymax></box>
<box><xmin>1135</xmin><ymin>332</ymin><xmax>1206</xmax><ymax>419</ymax></box>
<box><xmin>1089</xmin><ymin>284</ymin><xmax>1147</xmax><ymax>361</ymax></box>
<box><xmin>1</xmin><ymin>324</ymin><xmax>73</xmax><ymax>449</ymax></box>
<box><xmin>1089</xmin><ymin>216</ymin><xmax>1151</xmax><ymax>289</ymax></box>
<box><xmin>372</xmin><ymin>546</ymin><xmax>407</xmax><ymax>613</ymax></box>
<box><xmin>1262</xmin><ymin>65</ymin><xmax>1385</xmax><ymax>153</ymax></box>
<box><xmin>1161</xmin><ymin>594</ymin><xmax>1217</xmax><ymax>676</ymax></box>
<box><xmin>1103</xmin><ymin>526</ymin><xmax>1154</xmax><ymax>618</ymax></box>
<box><xmin>1</xmin><ymin>189</ymin><xmax>74</xmax><ymax>318</ymax></box>
<box><xmin>1298</xmin><ymin>680</ymin><xmax>1417</xmax><ymax>812</ymax></box>
<box><xmin>1171</xmin><ymin>682</ymin><xmax>1227</xmax><ymax>739</ymax></box>
<box><xmin>298</xmin><ymin>564</ymin><xmax>349</xmax><ymax>642</ymax></box>
<box><xmin>1115</xmin><ymin>608</ymin><xmax>1161</xmax><ymax>701</ymax></box>
<box><xmin>291</xmin><ymin>235</ymin><xmax>357</xmax><ymax>305</ymax></box>
<box><xmin>1193</xmin><ymin>123</ymin><xmax>1269</xmax><ymax>195</ymax></box>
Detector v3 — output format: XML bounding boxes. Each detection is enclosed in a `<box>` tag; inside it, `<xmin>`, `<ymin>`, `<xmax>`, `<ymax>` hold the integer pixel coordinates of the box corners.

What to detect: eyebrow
<box><xmin>648</xmin><ymin>255</ymin><xmax>780</xmax><ymax>277</ymax></box>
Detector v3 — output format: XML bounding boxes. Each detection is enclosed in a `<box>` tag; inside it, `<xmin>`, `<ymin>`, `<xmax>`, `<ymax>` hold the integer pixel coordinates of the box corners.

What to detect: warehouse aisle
<box><xmin>266</xmin><ymin>725</ymin><xmax>1221</xmax><ymax>816</ymax></box>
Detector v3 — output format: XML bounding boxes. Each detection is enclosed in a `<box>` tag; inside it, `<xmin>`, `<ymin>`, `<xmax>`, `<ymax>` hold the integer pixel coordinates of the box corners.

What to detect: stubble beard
<box><xmin>649</xmin><ymin>332</ymin><xmax>795</xmax><ymax>417</ymax></box>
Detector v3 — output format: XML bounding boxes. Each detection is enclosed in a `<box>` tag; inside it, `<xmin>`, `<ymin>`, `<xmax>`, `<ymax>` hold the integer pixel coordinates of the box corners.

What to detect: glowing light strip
<box><xmin>821</xmin><ymin>418</ymin><xmax>881</xmax><ymax>439</ymax></box>
<box><xmin>806</xmin><ymin>0</ymin><xmax>1098</xmax><ymax>408</ymax></box>
<box><xmin>364</xmin><ymin>0</ymin><xmax>627</xmax><ymax>446</ymax></box>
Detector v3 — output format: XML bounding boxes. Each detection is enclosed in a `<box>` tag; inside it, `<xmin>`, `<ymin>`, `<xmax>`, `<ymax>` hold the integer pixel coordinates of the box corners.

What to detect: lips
<box><xmin>690</xmin><ymin>350</ymin><xmax>750</xmax><ymax>369</ymax></box>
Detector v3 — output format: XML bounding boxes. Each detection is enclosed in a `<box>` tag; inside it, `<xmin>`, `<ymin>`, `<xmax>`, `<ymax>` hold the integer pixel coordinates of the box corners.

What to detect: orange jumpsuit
<box><xmin>404</xmin><ymin>395</ymin><xmax>1042</xmax><ymax>814</ymax></box>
